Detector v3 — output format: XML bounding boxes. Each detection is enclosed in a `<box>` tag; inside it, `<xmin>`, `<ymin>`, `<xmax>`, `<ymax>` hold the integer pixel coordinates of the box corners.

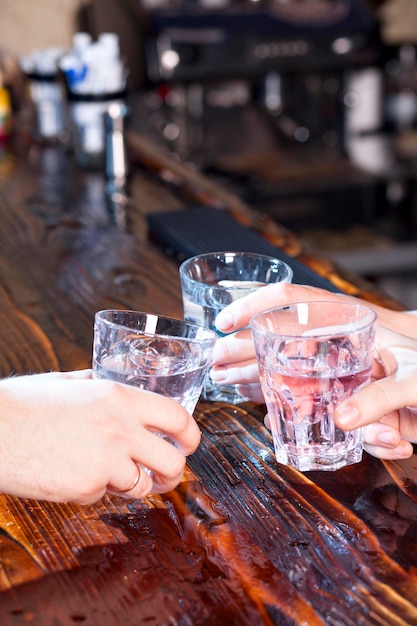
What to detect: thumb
<box><xmin>335</xmin><ymin>363</ymin><xmax>417</xmax><ymax>431</ymax></box>
<box><xmin>335</xmin><ymin>327</ymin><xmax>417</xmax><ymax>427</ymax></box>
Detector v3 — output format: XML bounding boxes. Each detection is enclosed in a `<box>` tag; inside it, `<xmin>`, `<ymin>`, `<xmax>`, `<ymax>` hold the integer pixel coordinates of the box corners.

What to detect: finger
<box><xmin>363</xmin><ymin>440</ymin><xmax>413</xmax><ymax>460</ymax></box>
<box><xmin>107</xmin><ymin>462</ymin><xmax>153</xmax><ymax>500</ymax></box>
<box><xmin>210</xmin><ymin>361</ymin><xmax>259</xmax><ymax>386</ymax></box>
<box><xmin>213</xmin><ymin>282</ymin><xmax>410</xmax><ymax>337</ymax></box>
<box><xmin>215</xmin><ymin>283</ymin><xmax>350</xmax><ymax>334</ymax></box>
<box><xmin>130</xmin><ymin>430</ymin><xmax>188</xmax><ymax>487</ymax></box>
<box><xmin>263</xmin><ymin>406</ymin><xmax>414</xmax><ymax>460</ymax></box>
<box><xmin>151</xmin><ymin>468</ymin><xmax>186</xmax><ymax>494</ymax></box>
<box><xmin>364</xmin><ymin>409</ymin><xmax>417</xmax><ymax>450</ymax></box>
<box><xmin>212</xmin><ymin>329</ymin><xmax>255</xmax><ymax>366</ymax></box>
<box><xmin>109</xmin><ymin>385</ymin><xmax>201</xmax><ymax>456</ymax></box>
<box><xmin>234</xmin><ymin>383</ymin><xmax>265</xmax><ymax>403</ymax></box>
<box><xmin>335</xmin><ymin>373</ymin><xmax>417</xmax><ymax>432</ymax></box>
<box><xmin>364</xmin><ymin>421</ymin><xmax>402</xmax><ymax>449</ymax></box>
<box><xmin>147</xmin><ymin>445</ymin><xmax>187</xmax><ymax>494</ymax></box>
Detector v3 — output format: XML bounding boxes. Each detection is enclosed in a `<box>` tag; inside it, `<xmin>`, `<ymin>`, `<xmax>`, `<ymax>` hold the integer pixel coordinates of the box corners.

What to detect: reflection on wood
<box><xmin>0</xmin><ymin>134</ymin><xmax>415</xmax><ymax>624</ymax></box>
<box><xmin>382</xmin><ymin>452</ymin><xmax>417</xmax><ymax>505</ymax></box>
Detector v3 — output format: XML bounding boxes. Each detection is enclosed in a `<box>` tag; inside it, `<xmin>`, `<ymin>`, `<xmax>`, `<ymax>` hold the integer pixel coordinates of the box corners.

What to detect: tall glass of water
<box><xmin>179</xmin><ymin>251</ymin><xmax>293</xmax><ymax>404</ymax></box>
<box><xmin>92</xmin><ymin>310</ymin><xmax>217</xmax><ymax>415</ymax></box>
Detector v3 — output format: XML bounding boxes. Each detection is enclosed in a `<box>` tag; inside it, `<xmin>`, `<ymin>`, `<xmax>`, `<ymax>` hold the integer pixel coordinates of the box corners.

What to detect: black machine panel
<box><xmin>144</xmin><ymin>0</ymin><xmax>383</xmax><ymax>83</ymax></box>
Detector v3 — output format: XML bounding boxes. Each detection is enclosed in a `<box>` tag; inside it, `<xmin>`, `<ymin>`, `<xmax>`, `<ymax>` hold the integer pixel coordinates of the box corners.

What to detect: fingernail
<box><xmin>335</xmin><ymin>403</ymin><xmax>360</xmax><ymax>428</ymax></box>
<box><xmin>215</xmin><ymin>310</ymin><xmax>233</xmax><ymax>332</ymax></box>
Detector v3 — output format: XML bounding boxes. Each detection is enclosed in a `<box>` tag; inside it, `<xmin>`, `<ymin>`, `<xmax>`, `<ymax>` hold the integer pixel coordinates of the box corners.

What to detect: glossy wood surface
<box><xmin>0</xmin><ymin>130</ymin><xmax>416</xmax><ymax>625</ymax></box>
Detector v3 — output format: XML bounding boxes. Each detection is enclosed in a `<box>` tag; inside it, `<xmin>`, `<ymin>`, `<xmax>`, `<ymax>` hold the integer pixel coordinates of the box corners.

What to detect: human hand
<box><xmin>210</xmin><ymin>284</ymin><xmax>356</xmax><ymax>402</ymax></box>
<box><xmin>261</xmin><ymin>325</ymin><xmax>417</xmax><ymax>461</ymax></box>
<box><xmin>0</xmin><ymin>370</ymin><xmax>201</xmax><ymax>504</ymax></box>
<box><xmin>211</xmin><ymin>282</ymin><xmax>417</xmax><ymax>461</ymax></box>
<box><xmin>210</xmin><ymin>282</ymin><xmax>417</xmax><ymax>402</ymax></box>
<box><xmin>334</xmin><ymin>326</ymin><xmax>417</xmax><ymax>460</ymax></box>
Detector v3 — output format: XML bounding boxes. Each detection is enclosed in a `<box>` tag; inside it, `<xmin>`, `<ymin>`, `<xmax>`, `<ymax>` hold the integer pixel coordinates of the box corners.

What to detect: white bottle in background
<box><xmin>73</xmin><ymin>32</ymin><xmax>92</xmax><ymax>55</ymax></box>
<box><xmin>97</xmin><ymin>33</ymin><xmax>124</xmax><ymax>93</ymax></box>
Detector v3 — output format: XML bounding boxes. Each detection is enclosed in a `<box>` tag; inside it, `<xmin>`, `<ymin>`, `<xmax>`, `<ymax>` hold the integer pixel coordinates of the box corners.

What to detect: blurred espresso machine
<box><xmin>136</xmin><ymin>0</ymin><xmax>399</xmax><ymax>228</ymax></box>
<box><xmin>86</xmin><ymin>0</ymin><xmax>416</xmax><ymax>235</ymax></box>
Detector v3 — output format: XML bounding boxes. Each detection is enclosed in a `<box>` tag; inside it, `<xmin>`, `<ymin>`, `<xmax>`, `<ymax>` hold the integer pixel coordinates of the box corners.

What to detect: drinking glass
<box><xmin>179</xmin><ymin>251</ymin><xmax>293</xmax><ymax>404</ymax></box>
<box><xmin>92</xmin><ymin>310</ymin><xmax>217</xmax><ymax>415</ymax></box>
<box><xmin>250</xmin><ymin>301</ymin><xmax>377</xmax><ymax>471</ymax></box>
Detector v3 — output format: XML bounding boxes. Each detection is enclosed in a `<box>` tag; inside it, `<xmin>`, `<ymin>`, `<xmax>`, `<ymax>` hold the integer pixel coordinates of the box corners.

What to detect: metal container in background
<box><xmin>27</xmin><ymin>73</ymin><xmax>65</xmax><ymax>141</ymax></box>
<box><xmin>67</xmin><ymin>90</ymin><xmax>127</xmax><ymax>169</ymax></box>
<box><xmin>104</xmin><ymin>101</ymin><xmax>128</xmax><ymax>186</ymax></box>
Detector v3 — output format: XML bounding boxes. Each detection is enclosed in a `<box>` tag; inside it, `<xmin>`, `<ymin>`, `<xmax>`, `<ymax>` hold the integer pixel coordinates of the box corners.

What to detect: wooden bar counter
<box><xmin>0</xmin><ymin>127</ymin><xmax>416</xmax><ymax>626</ymax></box>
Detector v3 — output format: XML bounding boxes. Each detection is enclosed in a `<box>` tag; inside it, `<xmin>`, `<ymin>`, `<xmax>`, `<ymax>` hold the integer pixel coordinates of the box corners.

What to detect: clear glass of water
<box><xmin>250</xmin><ymin>301</ymin><xmax>377</xmax><ymax>471</ymax></box>
<box><xmin>179</xmin><ymin>252</ymin><xmax>293</xmax><ymax>404</ymax></box>
<box><xmin>92</xmin><ymin>310</ymin><xmax>217</xmax><ymax>415</ymax></box>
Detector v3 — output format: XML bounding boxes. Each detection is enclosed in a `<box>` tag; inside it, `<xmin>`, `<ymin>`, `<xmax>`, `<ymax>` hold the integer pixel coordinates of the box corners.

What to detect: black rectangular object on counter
<box><xmin>147</xmin><ymin>206</ymin><xmax>340</xmax><ymax>293</ymax></box>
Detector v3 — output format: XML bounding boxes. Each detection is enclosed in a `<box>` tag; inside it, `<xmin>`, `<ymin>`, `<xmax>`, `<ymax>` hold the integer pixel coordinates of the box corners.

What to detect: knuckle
<box><xmin>95</xmin><ymin>379</ymin><xmax>125</xmax><ymax>404</ymax></box>
<box><xmin>218</xmin><ymin>337</ymin><xmax>233</xmax><ymax>361</ymax></box>
<box><xmin>170</xmin><ymin>453</ymin><xmax>187</xmax><ymax>477</ymax></box>
<box><xmin>170</xmin><ymin>405</ymin><xmax>192</xmax><ymax>433</ymax></box>
<box><xmin>154</xmin><ymin>452</ymin><xmax>186</xmax><ymax>488</ymax></box>
<box><xmin>361</xmin><ymin>379</ymin><xmax>391</xmax><ymax>409</ymax></box>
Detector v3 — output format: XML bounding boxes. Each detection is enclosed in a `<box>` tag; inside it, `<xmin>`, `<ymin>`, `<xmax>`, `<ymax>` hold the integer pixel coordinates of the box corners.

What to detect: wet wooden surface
<box><xmin>0</xmin><ymin>130</ymin><xmax>416</xmax><ymax>625</ymax></box>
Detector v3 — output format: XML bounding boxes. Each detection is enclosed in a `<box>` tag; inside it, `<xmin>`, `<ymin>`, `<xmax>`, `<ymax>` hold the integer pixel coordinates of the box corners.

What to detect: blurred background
<box><xmin>1</xmin><ymin>0</ymin><xmax>417</xmax><ymax>307</ymax></box>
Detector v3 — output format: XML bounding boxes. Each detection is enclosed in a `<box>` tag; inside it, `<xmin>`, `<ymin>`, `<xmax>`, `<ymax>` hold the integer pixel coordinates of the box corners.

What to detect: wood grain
<box><xmin>0</xmin><ymin>134</ymin><xmax>415</xmax><ymax>625</ymax></box>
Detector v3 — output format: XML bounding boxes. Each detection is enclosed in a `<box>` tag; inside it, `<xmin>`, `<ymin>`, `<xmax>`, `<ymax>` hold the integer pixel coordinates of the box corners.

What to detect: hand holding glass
<box><xmin>250</xmin><ymin>301</ymin><xmax>377</xmax><ymax>471</ymax></box>
<box><xmin>92</xmin><ymin>310</ymin><xmax>217</xmax><ymax>416</ymax></box>
<box><xmin>179</xmin><ymin>252</ymin><xmax>293</xmax><ymax>404</ymax></box>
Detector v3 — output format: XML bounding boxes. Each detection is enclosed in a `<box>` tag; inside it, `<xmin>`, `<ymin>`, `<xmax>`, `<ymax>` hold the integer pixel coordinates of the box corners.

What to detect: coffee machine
<box><xmin>143</xmin><ymin>0</ymin><xmax>384</xmax><ymax>145</ymax></box>
<box><xmin>138</xmin><ymin>1</ymin><xmax>395</xmax><ymax>232</ymax></box>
